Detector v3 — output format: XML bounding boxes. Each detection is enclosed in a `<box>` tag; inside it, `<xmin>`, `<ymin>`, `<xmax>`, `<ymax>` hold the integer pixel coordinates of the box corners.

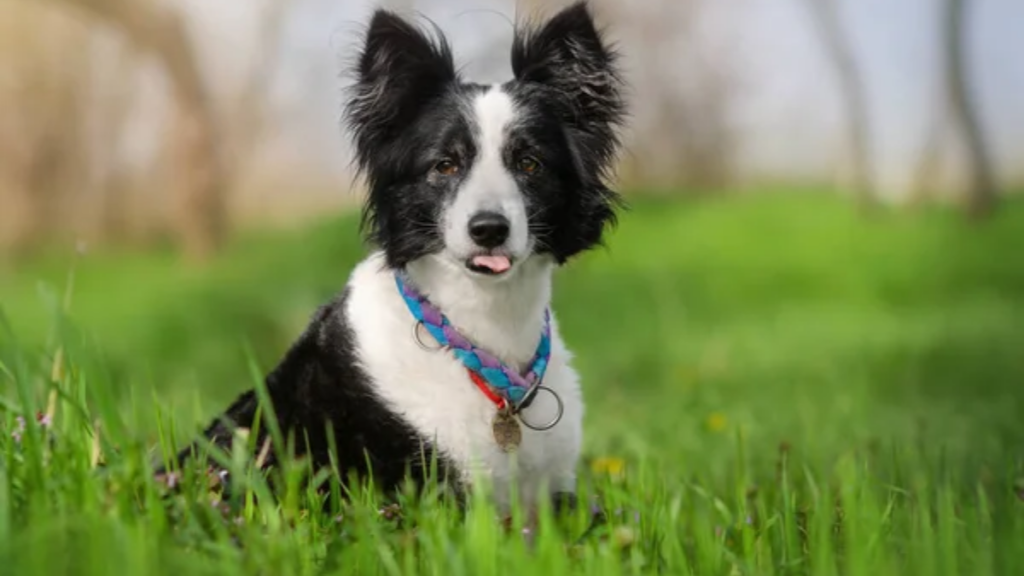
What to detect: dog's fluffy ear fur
<box><xmin>512</xmin><ymin>2</ymin><xmax>627</xmax><ymax>262</ymax></box>
<box><xmin>345</xmin><ymin>10</ymin><xmax>457</xmax><ymax>173</ymax></box>
<box><xmin>511</xmin><ymin>1</ymin><xmax>625</xmax><ymax>173</ymax></box>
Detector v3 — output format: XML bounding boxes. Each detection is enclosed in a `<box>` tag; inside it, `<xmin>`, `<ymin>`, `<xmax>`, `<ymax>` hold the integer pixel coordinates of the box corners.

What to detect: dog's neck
<box><xmin>403</xmin><ymin>255</ymin><xmax>555</xmax><ymax>370</ymax></box>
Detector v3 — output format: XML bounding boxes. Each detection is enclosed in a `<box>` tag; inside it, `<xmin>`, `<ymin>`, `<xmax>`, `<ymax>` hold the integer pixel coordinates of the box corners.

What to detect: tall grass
<box><xmin>2</xmin><ymin>195</ymin><xmax>1023</xmax><ymax>574</ymax></box>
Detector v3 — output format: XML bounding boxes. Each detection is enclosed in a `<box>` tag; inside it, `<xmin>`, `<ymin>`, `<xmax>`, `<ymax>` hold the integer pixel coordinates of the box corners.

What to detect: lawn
<box><xmin>1</xmin><ymin>194</ymin><xmax>1023</xmax><ymax>575</ymax></box>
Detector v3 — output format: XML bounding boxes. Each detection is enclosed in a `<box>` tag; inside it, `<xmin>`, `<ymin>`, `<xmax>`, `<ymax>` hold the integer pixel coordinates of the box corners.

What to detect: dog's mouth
<box><xmin>465</xmin><ymin>253</ymin><xmax>513</xmax><ymax>276</ymax></box>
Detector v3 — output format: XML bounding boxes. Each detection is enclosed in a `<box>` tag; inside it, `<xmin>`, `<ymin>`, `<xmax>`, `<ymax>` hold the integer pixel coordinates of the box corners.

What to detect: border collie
<box><xmin>168</xmin><ymin>1</ymin><xmax>626</xmax><ymax>515</ymax></box>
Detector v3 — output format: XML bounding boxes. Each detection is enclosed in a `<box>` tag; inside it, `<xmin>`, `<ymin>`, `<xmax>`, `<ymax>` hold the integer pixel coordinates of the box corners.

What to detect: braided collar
<box><xmin>394</xmin><ymin>273</ymin><xmax>551</xmax><ymax>409</ymax></box>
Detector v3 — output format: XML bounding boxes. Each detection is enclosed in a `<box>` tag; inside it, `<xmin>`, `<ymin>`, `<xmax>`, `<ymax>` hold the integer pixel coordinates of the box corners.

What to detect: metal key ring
<box><xmin>517</xmin><ymin>380</ymin><xmax>543</xmax><ymax>410</ymax></box>
<box><xmin>413</xmin><ymin>320</ymin><xmax>444</xmax><ymax>351</ymax></box>
<box><xmin>515</xmin><ymin>386</ymin><xmax>564</xmax><ymax>431</ymax></box>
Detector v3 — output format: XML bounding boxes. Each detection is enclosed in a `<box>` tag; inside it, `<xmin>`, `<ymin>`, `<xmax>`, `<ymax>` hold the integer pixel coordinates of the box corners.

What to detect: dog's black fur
<box><xmin>167</xmin><ymin>289</ymin><xmax>457</xmax><ymax>493</ymax></box>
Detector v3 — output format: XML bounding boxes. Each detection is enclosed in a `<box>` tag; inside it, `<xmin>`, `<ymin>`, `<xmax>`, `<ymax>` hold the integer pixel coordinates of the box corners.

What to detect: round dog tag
<box><xmin>492</xmin><ymin>408</ymin><xmax>522</xmax><ymax>452</ymax></box>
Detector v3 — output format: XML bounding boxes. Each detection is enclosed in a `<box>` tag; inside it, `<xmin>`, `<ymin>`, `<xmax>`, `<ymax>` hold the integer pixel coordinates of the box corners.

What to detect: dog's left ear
<box><xmin>511</xmin><ymin>1</ymin><xmax>625</xmax><ymax>166</ymax></box>
<box><xmin>346</xmin><ymin>10</ymin><xmax>458</xmax><ymax>170</ymax></box>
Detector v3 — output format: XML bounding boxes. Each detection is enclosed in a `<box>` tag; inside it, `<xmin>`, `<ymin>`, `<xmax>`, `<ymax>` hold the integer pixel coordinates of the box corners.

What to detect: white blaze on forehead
<box><xmin>472</xmin><ymin>86</ymin><xmax>515</xmax><ymax>158</ymax></box>
<box><xmin>442</xmin><ymin>84</ymin><xmax>530</xmax><ymax>261</ymax></box>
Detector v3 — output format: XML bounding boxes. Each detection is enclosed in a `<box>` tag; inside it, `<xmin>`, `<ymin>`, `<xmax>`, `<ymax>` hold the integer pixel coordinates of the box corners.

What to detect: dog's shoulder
<box><xmin>272</xmin><ymin>252</ymin><xmax>388</xmax><ymax>384</ymax></box>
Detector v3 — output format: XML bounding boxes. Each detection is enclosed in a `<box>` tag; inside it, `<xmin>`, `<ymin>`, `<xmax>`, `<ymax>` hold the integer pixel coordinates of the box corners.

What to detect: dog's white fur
<box><xmin>346</xmin><ymin>86</ymin><xmax>583</xmax><ymax>512</ymax></box>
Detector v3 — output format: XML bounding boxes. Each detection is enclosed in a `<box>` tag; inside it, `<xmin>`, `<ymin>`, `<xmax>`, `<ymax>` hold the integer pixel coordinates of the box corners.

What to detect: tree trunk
<box><xmin>39</xmin><ymin>0</ymin><xmax>226</xmax><ymax>260</ymax></box>
<box><xmin>802</xmin><ymin>0</ymin><xmax>876</xmax><ymax>211</ymax></box>
<box><xmin>909</xmin><ymin>87</ymin><xmax>949</xmax><ymax>207</ymax></box>
<box><xmin>944</xmin><ymin>0</ymin><xmax>998</xmax><ymax>218</ymax></box>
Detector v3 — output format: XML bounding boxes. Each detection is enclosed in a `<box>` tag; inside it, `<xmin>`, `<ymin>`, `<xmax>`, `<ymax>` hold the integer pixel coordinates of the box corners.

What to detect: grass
<box><xmin>1</xmin><ymin>193</ymin><xmax>1023</xmax><ymax>575</ymax></box>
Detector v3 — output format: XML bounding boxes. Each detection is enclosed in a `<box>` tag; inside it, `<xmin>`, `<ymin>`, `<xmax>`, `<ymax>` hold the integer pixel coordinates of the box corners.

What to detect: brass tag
<box><xmin>492</xmin><ymin>408</ymin><xmax>522</xmax><ymax>452</ymax></box>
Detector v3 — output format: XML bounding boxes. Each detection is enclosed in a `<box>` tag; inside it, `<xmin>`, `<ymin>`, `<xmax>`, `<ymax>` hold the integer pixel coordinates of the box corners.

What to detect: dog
<box><xmin>167</xmin><ymin>1</ymin><xmax>626</xmax><ymax>516</ymax></box>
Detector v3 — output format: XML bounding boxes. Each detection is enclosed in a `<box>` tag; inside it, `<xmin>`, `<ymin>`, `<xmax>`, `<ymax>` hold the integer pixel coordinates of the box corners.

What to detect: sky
<box><xmin>183</xmin><ymin>0</ymin><xmax>1024</xmax><ymax>199</ymax></box>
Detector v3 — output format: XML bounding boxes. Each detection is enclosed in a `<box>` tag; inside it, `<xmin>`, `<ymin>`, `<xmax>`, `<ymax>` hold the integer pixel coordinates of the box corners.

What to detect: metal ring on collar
<box><xmin>413</xmin><ymin>320</ymin><xmax>444</xmax><ymax>351</ymax></box>
<box><xmin>517</xmin><ymin>380</ymin><xmax>543</xmax><ymax>410</ymax></box>
<box><xmin>515</xmin><ymin>386</ymin><xmax>564</xmax><ymax>431</ymax></box>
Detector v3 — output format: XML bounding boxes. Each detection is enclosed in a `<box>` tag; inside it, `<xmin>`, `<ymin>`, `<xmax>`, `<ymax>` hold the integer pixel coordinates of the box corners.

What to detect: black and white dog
<box><xmin>171</xmin><ymin>1</ymin><xmax>625</xmax><ymax>515</ymax></box>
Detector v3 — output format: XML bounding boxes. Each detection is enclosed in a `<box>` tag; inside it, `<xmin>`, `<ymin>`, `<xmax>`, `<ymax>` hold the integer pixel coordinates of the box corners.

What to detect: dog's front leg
<box><xmin>551</xmin><ymin>490</ymin><xmax>578</xmax><ymax>515</ymax></box>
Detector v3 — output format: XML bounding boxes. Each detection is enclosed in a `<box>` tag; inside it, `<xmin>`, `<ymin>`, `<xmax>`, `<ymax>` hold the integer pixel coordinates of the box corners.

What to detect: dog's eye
<box><xmin>517</xmin><ymin>156</ymin><xmax>540</xmax><ymax>174</ymax></box>
<box><xmin>434</xmin><ymin>159</ymin><xmax>459</xmax><ymax>176</ymax></box>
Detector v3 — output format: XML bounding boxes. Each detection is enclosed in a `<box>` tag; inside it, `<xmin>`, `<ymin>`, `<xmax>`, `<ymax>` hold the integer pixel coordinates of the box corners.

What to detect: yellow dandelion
<box><xmin>590</xmin><ymin>456</ymin><xmax>627</xmax><ymax>478</ymax></box>
<box><xmin>705</xmin><ymin>412</ymin><xmax>728</xmax><ymax>433</ymax></box>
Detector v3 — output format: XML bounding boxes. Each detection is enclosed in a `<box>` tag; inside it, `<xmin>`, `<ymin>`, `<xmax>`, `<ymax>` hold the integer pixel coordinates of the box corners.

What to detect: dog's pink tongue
<box><xmin>472</xmin><ymin>255</ymin><xmax>511</xmax><ymax>273</ymax></box>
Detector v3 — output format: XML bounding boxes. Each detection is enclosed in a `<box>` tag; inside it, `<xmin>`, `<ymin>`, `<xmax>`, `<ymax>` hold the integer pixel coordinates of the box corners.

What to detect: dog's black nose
<box><xmin>467</xmin><ymin>211</ymin><xmax>510</xmax><ymax>248</ymax></box>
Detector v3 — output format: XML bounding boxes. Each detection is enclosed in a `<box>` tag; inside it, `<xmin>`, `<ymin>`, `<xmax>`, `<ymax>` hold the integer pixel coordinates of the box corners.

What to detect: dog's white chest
<box><xmin>344</xmin><ymin>255</ymin><xmax>583</xmax><ymax>510</ymax></box>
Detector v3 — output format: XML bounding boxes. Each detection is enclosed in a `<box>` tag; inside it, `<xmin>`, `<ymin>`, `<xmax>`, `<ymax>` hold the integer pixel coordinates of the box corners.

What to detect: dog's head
<box><xmin>345</xmin><ymin>1</ymin><xmax>625</xmax><ymax>278</ymax></box>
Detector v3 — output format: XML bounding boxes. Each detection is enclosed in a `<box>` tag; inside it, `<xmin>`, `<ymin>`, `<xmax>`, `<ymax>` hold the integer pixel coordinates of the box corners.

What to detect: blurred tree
<box><xmin>910</xmin><ymin>80</ymin><xmax>950</xmax><ymax>206</ymax></box>
<box><xmin>943</xmin><ymin>0</ymin><xmax>998</xmax><ymax>218</ymax></box>
<box><xmin>599</xmin><ymin>0</ymin><xmax>739</xmax><ymax>192</ymax></box>
<box><xmin>0</xmin><ymin>6</ymin><xmax>97</xmax><ymax>254</ymax></box>
<box><xmin>801</xmin><ymin>0</ymin><xmax>876</xmax><ymax>211</ymax></box>
<box><xmin>7</xmin><ymin>0</ymin><xmax>295</xmax><ymax>260</ymax></box>
<box><xmin>214</xmin><ymin>0</ymin><xmax>291</xmax><ymax>222</ymax></box>
<box><xmin>40</xmin><ymin>0</ymin><xmax>226</xmax><ymax>260</ymax></box>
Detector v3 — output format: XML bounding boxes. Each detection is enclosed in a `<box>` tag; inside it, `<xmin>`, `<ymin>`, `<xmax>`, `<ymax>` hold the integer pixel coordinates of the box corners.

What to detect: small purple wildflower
<box><xmin>378</xmin><ymin>504</ymin><xmax>401</xmax><ymax>521</ymax></box>
<box><xmin>210</xmin><ymin>501</ymin><xmax>232</xmax><ymax>517</ymax></box>
<box><xmin>158</xmin><ymin>471</ymin><xmax>181</xmax><ymax>489</ymax></box>
<box><xmin>333</xmin><ymin>514</ymin><xmax>345</xmax><ymax>524</ymax></box>
<box><xmin>11</xmin><ymin>416</ymin><xmax>26</xmax><ymax>443</ymax></box>
<box><xmin>745</xmin><ymin>515</ymin><xmax>753</xmax><ymax>525</ymax></box>
<box><xmin>36</xmin><ymin>411</ymin><xmax>52</xmax><ymax>428</ymax></box>
<box><xmin>521</xmin><ymin>525</ymin><xmax>536</xmax><ymax>546</ymax></box>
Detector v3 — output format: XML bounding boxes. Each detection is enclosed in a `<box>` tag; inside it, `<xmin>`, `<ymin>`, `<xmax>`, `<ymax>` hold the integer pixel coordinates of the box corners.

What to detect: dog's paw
<box><xmin>552</xmin><ymin>491</ymin><xmax>578</xmax><ymax>516</ymax></box>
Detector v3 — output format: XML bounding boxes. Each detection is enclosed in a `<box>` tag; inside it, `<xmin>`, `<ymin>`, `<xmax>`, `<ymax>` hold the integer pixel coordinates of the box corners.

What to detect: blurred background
<box><xmin>1</xmin><ymin>0</ymin><xmax>1022</xmax><ymax>475</ymax></box>
<box><xmin>1</xmin><ymin>0</ymin><xmax>1022</xmax><ymax>256</ymax></box>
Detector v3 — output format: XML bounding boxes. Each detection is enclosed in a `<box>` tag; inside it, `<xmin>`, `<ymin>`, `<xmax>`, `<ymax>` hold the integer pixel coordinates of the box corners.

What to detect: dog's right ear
<box><xmin>511</xmin><ymin>2</ymin><xmax>624</xmax><ymax>169</ymax></box>
<box><xmin>345</xmin><ymin>10</ymin><xmax>457</xmax><ymax>169</ymax></box>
